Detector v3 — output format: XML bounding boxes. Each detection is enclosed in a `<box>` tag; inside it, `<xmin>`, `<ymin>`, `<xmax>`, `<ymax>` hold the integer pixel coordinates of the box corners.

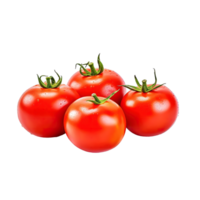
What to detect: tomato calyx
<box><xmin>87</xmin><ymin>89</ymin><xmax>119</xmax><ymax>105</ymax></box>
<box><xmin>120</xmin><ymin>69</ymin><xmax>165</xmax><ymax>93</ymax></box>
<box><xmin>75</xmin><ymin>54</ymin><xmax>104</xmax><ymax>76</ymax></box>
<box><xmin>37</xmin><ymin>70</ymin><xmax>63</xmax><ymax>88</ymax></box>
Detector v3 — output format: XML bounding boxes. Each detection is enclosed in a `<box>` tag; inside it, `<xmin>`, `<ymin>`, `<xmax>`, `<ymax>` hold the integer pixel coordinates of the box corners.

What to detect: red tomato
<box><xmin>67</xmin><ymin>54</ymin><xmax>126</xmax><ymax>105</ymax></box>
<box><xmin>18</xmin><ymin>71</ymin><xmax>79</xmax><ymax>137</ymax></box>
<box><xmin>63</xmin><ymin>91</ymin><xmax>126</xmax><ymax>153</ymax></box>
<box><xmin>120</xmin><ymin>69</ymin><xmax>178</xmax><ymax>136</ymax></box>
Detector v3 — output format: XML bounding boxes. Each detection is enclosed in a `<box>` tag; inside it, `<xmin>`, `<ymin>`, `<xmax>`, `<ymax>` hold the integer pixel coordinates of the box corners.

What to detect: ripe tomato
<box><xmin>67</xmin><ymin>54</ymin><xmax>126</xmax><ymax>105</ymax></box>
<box><xmin>120</xmin><ymin>69</ymin><xmax>178</xmax><ymax>136</ymax></box>
<box><xmin>63</xmin><ymin>90</ymin><xmax>126</xmax><ymax>153</ymax></box>
<box><xmin>18</xmin><ymin>71</ymin><xmax>79</xmax><ymax>137</ymax></box>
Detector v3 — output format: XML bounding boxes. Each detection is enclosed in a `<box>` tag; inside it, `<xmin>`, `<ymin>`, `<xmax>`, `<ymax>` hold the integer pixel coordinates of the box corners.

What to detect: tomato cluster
<box><xmin>18</xmin><ymin>54</ymin><xmax>178</xmax><ymax>153</ymax></box>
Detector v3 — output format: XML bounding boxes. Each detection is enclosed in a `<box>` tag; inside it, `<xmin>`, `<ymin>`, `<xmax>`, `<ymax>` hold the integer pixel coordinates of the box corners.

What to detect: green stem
<box><xmin>46</xmin><ymin>77</ymin><xmax>52</xmax><ymax>88</ymax></box>
<box><xmin>88</xmin><ymin>62</ymin><xmax>98</xmax><ymax>75</ymax></box>
<box><xmin>92</xmin><ymin>93</ymin><xmax>101</xmax><ymax>104</ymax></box>
<box><xmin>141</xmin><ymin>80</ymin><xmax>148</xmax><ymax>93</ymax></box>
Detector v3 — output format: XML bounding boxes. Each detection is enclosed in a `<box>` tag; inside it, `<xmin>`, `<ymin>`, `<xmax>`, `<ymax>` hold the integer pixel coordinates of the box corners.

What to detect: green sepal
<box><xmin>119</xmin><ymin>85</ymin><xmax>141</xmax><ymax>92</ymax></box>
<box><xmin>87</xmin><ymin>89</ymin><xmax>120</xmax><ymax>105</ymax></box>
<box><xmin>132</xmin><ymin>74</ymin><xmax>141</xmax><ymax>89</ymax></box>
<box><xmin>75</xmin><ymin>54</ymin><xmax>104</xmax><ymax>76</ymax></box>
<box><xmin>120</xmin><ymin>69</ymin><xmax>165</xmax><ymax>93</ymax></box>
<box><xmin>37</xmin><ymin>70</ymin><xmax>62</xmax><ymax>89</ymax></box>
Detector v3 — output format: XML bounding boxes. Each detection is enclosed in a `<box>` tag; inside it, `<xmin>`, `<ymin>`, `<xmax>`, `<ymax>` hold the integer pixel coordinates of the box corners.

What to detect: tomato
<box><xmin>120</xmin><ymin>69</ymin><xmax>178</xmax><ymax>136</ymax></box>
<box><xmin>63</xmin><ymin>90</ymin><xmax>126</xmax><ymax>153</ymax></box>
<box><xmin>67</xmin><ymin>54</ymin><xmax>126</xmax><ymax>105</ymax></box>
<box><xmin>18</xmin><ymin>71</ymin><xmax>80</xmax><ymax>137</ymax></box>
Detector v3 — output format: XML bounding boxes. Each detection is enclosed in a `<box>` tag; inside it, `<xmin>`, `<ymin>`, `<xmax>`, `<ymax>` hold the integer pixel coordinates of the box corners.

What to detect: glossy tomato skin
<box><xmin>63</xmin><ymin>97</ymin><xmax>126</xmax><ymax>153</ymax></box>
<box><xmin>67</xmin><ymin>69</ymin><xmax>126</xmax><ymax>105</ymax></box>
<box><xmin>18</xmin><ymin>84</ymin><xmax>80</xmax><ymax>137</ymax></box>
<box><xmin>120</xmin><ymin>85</ymin><xmax>178</xmax><ymax>136</ymax></box>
